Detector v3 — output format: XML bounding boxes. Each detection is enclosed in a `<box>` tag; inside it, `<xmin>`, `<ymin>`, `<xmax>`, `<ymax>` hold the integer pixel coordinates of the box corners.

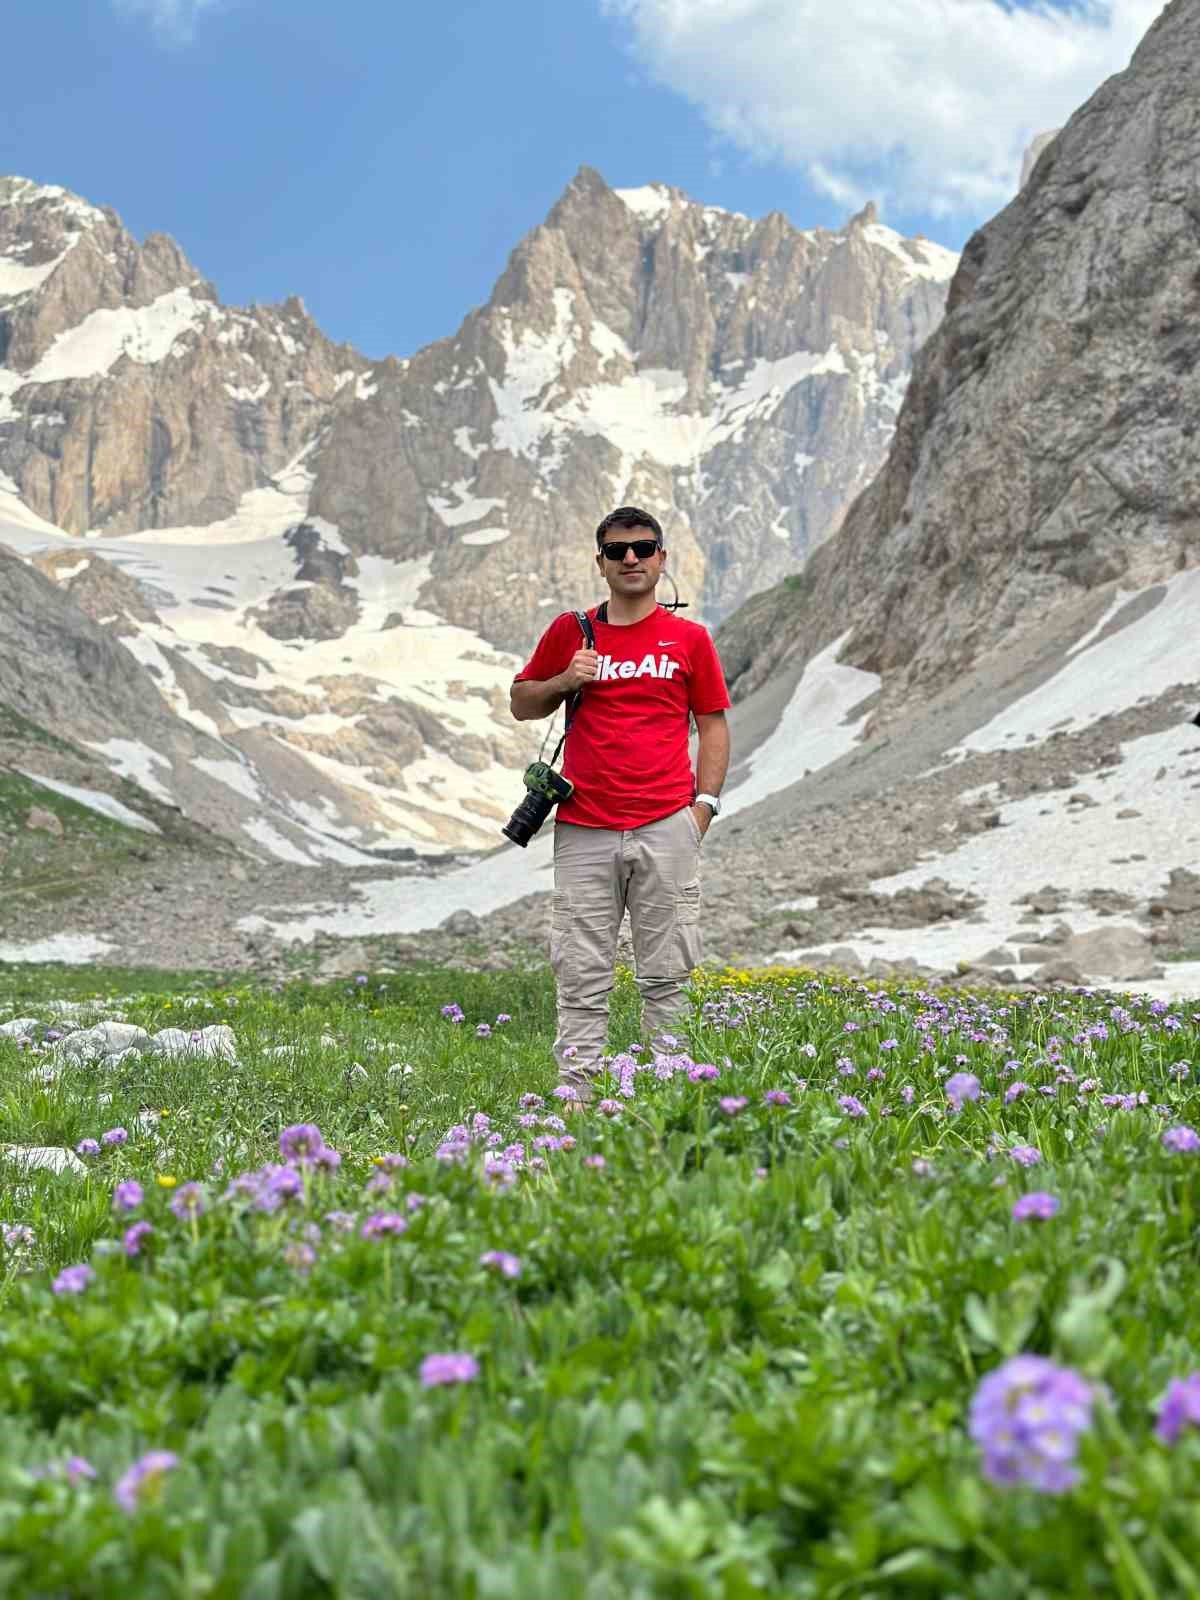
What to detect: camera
<box><xmin>501</xmin><ymin>761</ymin><xmax>574</xmax><ymax>847</ymax></box>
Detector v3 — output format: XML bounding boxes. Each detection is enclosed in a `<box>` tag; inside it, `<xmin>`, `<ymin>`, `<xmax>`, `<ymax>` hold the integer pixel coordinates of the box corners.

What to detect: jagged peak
<box><xmin>845</xmin><ymin>201</ymin><xmax>880</xmax><ymax>229</ymax></box>
<box><xmin>0</xmin><ymin>175</ymin><xmax>109</xmax><ymax>229</ymax></box>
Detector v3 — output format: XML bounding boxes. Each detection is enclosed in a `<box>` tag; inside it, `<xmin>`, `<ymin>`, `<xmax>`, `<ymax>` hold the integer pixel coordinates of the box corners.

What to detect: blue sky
<box><xmin>1</xmin><ymin>0</ymin><xmax>1159</xmax><ymax>361</ymax></box>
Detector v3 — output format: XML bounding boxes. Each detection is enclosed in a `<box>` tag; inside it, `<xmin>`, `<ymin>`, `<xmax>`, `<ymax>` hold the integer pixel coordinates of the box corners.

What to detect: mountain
<box><xmin>0</xmin><ymin>168</ymin><xmax>956</xmax><ymax>857</ymax></box>
<box><xmin>716</xmin><ymin>0</ymin><xmax>1198</xmax><ymax>724</ymax></box>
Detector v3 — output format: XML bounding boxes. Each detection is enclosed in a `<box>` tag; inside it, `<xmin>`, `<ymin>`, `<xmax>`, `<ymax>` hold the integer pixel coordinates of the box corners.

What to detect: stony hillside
<box><xmin>715</xmin><ymin>0</ymin><xmax>1198</xmax><ymax>724</ymax></box>
<box><xmin>1</xmin><ymin>168</ymin><xmax>955</xmax><ymax>857</ymax></box>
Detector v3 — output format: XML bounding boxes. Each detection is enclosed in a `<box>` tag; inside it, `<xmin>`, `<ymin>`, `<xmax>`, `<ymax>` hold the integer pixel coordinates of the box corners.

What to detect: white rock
<box><xmin>58</xmin><ymin>1021</ymin><xmax>152</xmax><ymax>1061</ymax></box>
<box><xmin>0</xmin><ymin>1144</ymin><xmax>86</xmax><ymax>1177</ymax></box>
<box><xmin>0</xmin><ymin>1018</ymin><xmax>41</xmax><ymax>1040</ymax></box>
<box><xmin>150</xmin><ymin>1024</ymin><xmax>239</xmax><ymax>1062</ymax></box>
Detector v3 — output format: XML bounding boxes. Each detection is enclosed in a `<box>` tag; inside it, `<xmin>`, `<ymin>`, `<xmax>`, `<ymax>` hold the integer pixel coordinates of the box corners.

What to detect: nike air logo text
<box><xmin>595</xmin><ymin>653</ymin><xmax>681</xmax><ymax>681</ymax></box>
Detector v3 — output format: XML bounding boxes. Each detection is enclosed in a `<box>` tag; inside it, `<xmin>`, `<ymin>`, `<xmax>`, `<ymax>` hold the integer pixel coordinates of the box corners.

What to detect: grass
<box><xmin>0</xmin><ymin>963</ymin><xmax>1197</xmax><ymax>1597</ymax></box>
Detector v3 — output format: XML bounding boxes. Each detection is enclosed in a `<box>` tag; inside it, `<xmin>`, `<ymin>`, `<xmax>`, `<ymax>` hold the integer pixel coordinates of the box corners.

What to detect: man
<box><xmin>510</xmin><ymin>506</ymin><xmax>731</xmax><ymax>1102</ymax></box>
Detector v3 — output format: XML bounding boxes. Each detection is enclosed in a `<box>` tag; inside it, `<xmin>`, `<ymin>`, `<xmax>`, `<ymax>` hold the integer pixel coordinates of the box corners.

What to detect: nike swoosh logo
<box><xmin>657</xmin><ymin>640</ymin><xmax>677</xmax><ymax>646</ymax></box>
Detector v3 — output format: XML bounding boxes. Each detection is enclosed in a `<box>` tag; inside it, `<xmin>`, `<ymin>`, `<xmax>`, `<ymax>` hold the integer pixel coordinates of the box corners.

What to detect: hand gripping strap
<box><xmin>549</xmin><ymin>609</ymin><xmax>597</xmax><ymax>768</ymax></box>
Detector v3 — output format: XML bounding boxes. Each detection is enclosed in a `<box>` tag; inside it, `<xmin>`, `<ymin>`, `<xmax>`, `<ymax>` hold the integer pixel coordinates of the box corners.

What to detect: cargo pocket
<box><xmin>550</xmin><ymin>890</ymin><xmax>574</xmax><ymax>983</ymax></box>
<box><xmin>676</xmin><ymin>878</ymin><xmax>702</xmax><ymax>971</ymax></box>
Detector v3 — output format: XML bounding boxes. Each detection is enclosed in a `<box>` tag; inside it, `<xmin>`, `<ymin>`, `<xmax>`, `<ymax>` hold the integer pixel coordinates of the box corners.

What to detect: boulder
<box><xmin>0</xmin><ymin>1018</ymin><xmax>41</xmax><ymax>1040</ymax></box>
<box><xmin>1055</xmin><ymin>925</ymin><xmax>1159</xmax><ymax>980</ymax></box>
<box><xmin>24</xmin><ymin>806</ymin><xmax>63</xmax><ymax>837</ymax></box>
<box><xmin>976</xmin><ymin>946</ymin><xmax>1017</xmax><ymax>967</ymax></box>
<box><xmin>150</xmin><ymin>1024</ymin><xmax>238</xmax><ymax>1062</ymax></box>
<box><xmin>56</xmin><ymin>1021</ymin><xmax>152</xmax><ymax>1061</ymax></box>
<box><xmin>1032</xmin><ymin>959</ymin><xmax>1087</xmax><ymax>987</ymax></box>
<box><xmin>0</xmin><ymin>1144</ymin><xmax>86</xmax><ymax>1176</ymax></box>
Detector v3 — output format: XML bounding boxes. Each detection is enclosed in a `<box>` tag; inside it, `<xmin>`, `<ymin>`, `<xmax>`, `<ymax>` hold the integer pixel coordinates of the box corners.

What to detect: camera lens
<box><xmin>501</xmin><ymin>787</ymin><xmax>555</xmax><ymax>848</ymax></box>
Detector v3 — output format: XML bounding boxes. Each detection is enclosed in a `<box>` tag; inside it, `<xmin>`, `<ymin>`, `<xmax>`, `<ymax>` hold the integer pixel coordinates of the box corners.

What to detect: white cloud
<box><xmin>112</xmin><ymin>0</ymin><xmax>223</xmax><ymax>45</ymax></box>
<box><xmin>601</xmin><ymin>0</ymin><xmax>1166</xmax><ymax>218</ymax></box>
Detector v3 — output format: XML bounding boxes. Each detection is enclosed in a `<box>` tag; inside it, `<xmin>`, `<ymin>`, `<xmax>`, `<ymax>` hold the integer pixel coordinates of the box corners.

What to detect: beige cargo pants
<box><xmin>550</xmin><ymin>805</ymin><xmax>703</xmax><ymax>1094</ymax></box>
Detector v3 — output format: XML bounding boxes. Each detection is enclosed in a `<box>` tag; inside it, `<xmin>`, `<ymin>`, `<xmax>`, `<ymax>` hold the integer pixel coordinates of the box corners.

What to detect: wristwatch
<box><xmin>694</xmin><ymin>792</ymin><xmax>722</xmax><ymax>817</ymax></box>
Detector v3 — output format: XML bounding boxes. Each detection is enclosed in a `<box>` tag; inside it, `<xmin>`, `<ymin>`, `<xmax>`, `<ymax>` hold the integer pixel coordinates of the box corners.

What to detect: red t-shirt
<box><xmin>514</xmin><ymin>605</ymin><xmax>731</xmax><ymax>830</ymax></box>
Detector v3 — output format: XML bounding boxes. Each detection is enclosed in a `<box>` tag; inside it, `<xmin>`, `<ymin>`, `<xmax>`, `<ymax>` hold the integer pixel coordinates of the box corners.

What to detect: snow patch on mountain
<box><xmin>614</xmin><ymin>184</ymin><xmax>673</xmax><ymax>221</ymax></box>
<box><xmin>724</xmin><ymin>633</ymin><xmax>879</xmax><ymax>818</ymax></box>
<box><xmin>953</xmin><ymin>568</ymin><xmax>1200</xmax><ymax>756</ymax></box>
<box><xmin>24</xmin><ymin>288</ymin><xmax>213</xmax><ymax>383</ymax></box>
<box><xmin>862</xmin><ymin>223</ymin><xmax>959</xmax><ymax>284</ymax></box>
<box><xmin>17</xmin><ymin>771</ymin><xmax>162</xmax><ymax>834</ymax></box>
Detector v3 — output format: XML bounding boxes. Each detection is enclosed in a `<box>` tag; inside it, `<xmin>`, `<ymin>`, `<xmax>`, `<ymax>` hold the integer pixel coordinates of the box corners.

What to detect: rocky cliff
<box><xmin>717</xmin><ymin>0</ymin><xmax>1199</xmax><ymax>720</ymax></box>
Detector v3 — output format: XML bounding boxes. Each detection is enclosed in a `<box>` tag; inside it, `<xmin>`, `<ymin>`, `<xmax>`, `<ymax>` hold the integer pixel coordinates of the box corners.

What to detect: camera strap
<box><xmin>547</xmin><ymin>608</ymin><xmax>597</xmax><ymax>768</ymax></box>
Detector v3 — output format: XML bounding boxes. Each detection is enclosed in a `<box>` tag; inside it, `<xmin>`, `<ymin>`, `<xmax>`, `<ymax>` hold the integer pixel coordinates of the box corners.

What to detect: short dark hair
<box><xmin>594</xmin><ymin>505</ymin><xmax>663</xmax><ymax>549</ymax></box>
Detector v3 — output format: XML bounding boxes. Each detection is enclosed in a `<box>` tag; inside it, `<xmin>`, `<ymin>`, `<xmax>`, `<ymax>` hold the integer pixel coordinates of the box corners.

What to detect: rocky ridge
<box><xmin>715</xmin><ymin>0</ymin><xmax>1200</xmax><ymax>727</ymax></box>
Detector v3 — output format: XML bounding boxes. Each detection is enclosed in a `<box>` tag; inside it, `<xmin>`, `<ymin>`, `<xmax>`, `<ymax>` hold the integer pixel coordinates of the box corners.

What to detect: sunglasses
<box><xmin>599</xmin><ymin>539</ymin><xmax>661</xmax><ymax>562</ymax></box>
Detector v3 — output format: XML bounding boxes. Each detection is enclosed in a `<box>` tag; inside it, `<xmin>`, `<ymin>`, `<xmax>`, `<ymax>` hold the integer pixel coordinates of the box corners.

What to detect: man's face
<box><xmin>596</xmin><ymin>526</ymin><xmax>666</xmax><ymax>598</ymax></box>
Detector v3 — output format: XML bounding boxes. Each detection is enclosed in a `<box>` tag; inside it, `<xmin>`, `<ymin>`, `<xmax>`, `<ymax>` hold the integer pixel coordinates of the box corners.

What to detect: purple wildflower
<box><xmin>687</xmin><ymin>1062</ymin><xmax>720</xmax><ymax>1082</ymax></box>
<box><xmin>969</xmin><ymin>1355</ymin><xmax>1094</xmax><ymax>1492</ymax></box>
<box><xmin>75</xmin><ymin>1139</ymin><xmax>100</xmax><ymax>1158</ymax></box>
<box><xmin>837</xmin><ymin>1095</ymin><xmax>867</xmax><ymax>1119</ymax></box>
<box><xmin>65</xmin><ymin>1455</ymin><xmax>97</xmax><ymax>1484</ymax></box>
<box><xmin>1156</xmin><ymin>1374</ymin><xmax>1200</xmax><ymax>1444</ymax></box>
<box><xmin>3</xmin><ymin>1224</ymin><xmax>35</xmax><ymax>1250</ymax></box>
<box><xmin>518</xmin><ymin>1093</ymin><xmax>544</xmax><ymax>1111</ymax></box>
<box><xmin>364</xmin><ymin>1170</ymin><xmax>393</xmax><ymax>1196</ymax></box>
<box><xmin>1162</xmin><ymin>1125</ymin><xmax>1200</xmax><ymax>1154</ymax></box>
<box><xmin>1010</xmin><ymin>1145</ymin><xmax>1042</xmax><ymax>1167</ymax></box>
<box><xmin>419</xmin><ymin>1351</ymin><xmax>479</xmax><ymax>1387</ymax></box>
<box><xmin>375</xmin><ymin>1152</ymin><xmax>410</xmax><ymax>1172</ymax></box>
<box><xmin>361</xmin><ymin>1212</ymin><xmax>407</xmax><ymax>1239</ymax></box>
<box><xmin>283</xmin><ymin>1241</ymin><xmax>317</xmax><ymax>1275</ymax></box>
<box><xmin>169</xmin><ymin>1182</ymin><xmax>207</xmax><ymax>1220</ymax></box>
<box><xmin>583</xmin><ymin>1154</ymin><xmax>606</xmax><ymax>1170</ymax></box>
<box><xmin>946</xmin><ymin>1072</ymin><xmax>981</xmax><ymax>1106</ymax></box>
<box><xmin>52</xmin><ymin>1263</ymin><xmax>95</xmax><ymax>1295</ymax></box>
<box><xmin>440</xmin><ymin>1003</ymin><xmax>464</xmax><ymax>1023</ymax></box>
<box><xmin>495</xmin><ymin>1013</ymin><xmax>512</xmax><ymax>1025</ymax></box>
<box><xmin>718</xmin><ymin>1096</ymin><xmax>749</xmax><ymax>1117</ymax></box>
<box><xmin>123</xmin><ymin>1221</ymin><xmax>154</xmax><ymax>1258</ymax></box>
<box><xmin>112</xmin><ymin>1180</ymin><xmax>144</xmax><ymax>1214</ymax></box>
<box><xmin>476</xmin><ymin>1023</ymin><xmax>492</xmax><ymax>1038</ymax></box>
<box><xmin>763</xmin><ymin>1089</ymin><xmax>791</xmax><ymax>1107</ymax></box>
<box><xmin>114</xmin><ymin>1451</ymin><xmax>179</xmax><ymax>1513</ymax></box>
<box><xmin>324</xmin><ymin>1210</ymin><xmax>356</xmax><ymax>1233</ymax></box>
<box><xmin>597</xmin><ymin>1099</ymin><xmax>623</xmax><ymax>1117</ymax></box>
<box><xmin>479</xmin><ymin>1250</ymin><xmax>522</xmax><ymax>1279</ymax></box>
<box><xmin>278</xmin><ymin>1124</ymin><xmax>324</xmax><ymax>1163</ymax></box>
<box><xmin>100</xmin><ymin>1127</ymin><xmax>129</xmax><ymax>1148</ymax></box>
<box><xmin>1012</xmin><ymin>1192</ymin><xmax>1059</xmax><ymax>1222</ymax></box>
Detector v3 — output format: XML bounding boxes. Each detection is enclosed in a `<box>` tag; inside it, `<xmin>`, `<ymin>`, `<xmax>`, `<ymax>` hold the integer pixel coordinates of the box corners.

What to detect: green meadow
<box><xmin>0</xmin><ymin>962</ymin><xmax>1197</xmax><ymax>1598</ymax></box>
